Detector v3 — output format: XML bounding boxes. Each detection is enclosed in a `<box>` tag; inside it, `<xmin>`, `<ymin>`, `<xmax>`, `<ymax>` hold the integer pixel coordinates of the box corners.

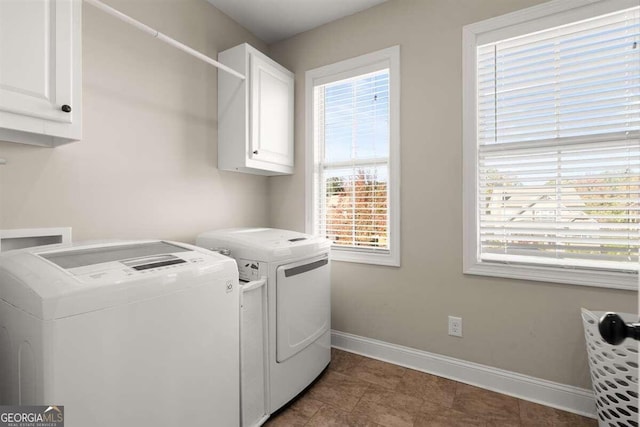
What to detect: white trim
<box><xmin>465</xmin><ymin>262</ymin><xmax>638</xmax><ymax>291</ymax></box>
<box><xmin>305</xmin><ymin>46</ymin><xmax>401</xmax><ymax>267</ymax></box>
<box><xmin>313</xmin><ymin>62</ymin><xmax>389</xmax><ymax>88</ymax></box>
<box><xmin>331</xmin><ymin>247</ymin><xmax>399</xmax><ymax>267</ymax></box>
<box><xmin>464</xmin><ymin>0</ymin><xmax>599</xmax><ymax>35</ymax></box>
<box><xmin>331</xmin><ymin>330</ymin><xmax>597</xmax><ymax>419</ymax></box>
<box><xmin>469</xmin><ymin>0</ymin><xmax>639</xmax><ymax>45</ymax></box>
<box><xmin>480</xmin><ymin>0</ymin><xmax>638</xmax><ymax>45</ymax></box>
<box><xmin>462</xmin><ymin>0</ymin><xmax>640</xmax><ymax>290</ymax></box>
<box><xmin>462</xmin><ymin>22</ymin><xmax>480</xmax><ymax>283</ymax></box>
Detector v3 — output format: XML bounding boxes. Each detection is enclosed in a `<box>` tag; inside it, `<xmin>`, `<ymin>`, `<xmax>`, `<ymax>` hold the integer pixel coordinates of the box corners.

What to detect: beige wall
<box><xmin>1</xmin><ymin>0</ymin><xmax>637</xmax><ymax>391</ymax></box>
<box><xmin>268</xmin><ymin>0</ymin><xmax>639</xmax><ymax>389</ymax></box>
<box><xmin>0</xmin><ymin>0</ymin><xmax>269</xmax><ymax>242</ymax></box>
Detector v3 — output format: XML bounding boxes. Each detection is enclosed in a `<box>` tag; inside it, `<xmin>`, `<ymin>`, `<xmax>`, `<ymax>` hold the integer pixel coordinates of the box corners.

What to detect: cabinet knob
<box><xmin>61</xmin><ymin>105</ymin><xmax>72</xmax><ymax>113</ymax></box>
<box><xmin>253</xmin><ymin>150</ymin><xmax>259</xmax><ymax>155</ymax></box>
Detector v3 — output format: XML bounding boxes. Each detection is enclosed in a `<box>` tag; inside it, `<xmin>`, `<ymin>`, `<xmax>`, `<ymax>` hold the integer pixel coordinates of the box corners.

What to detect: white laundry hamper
<box><xmin>581</xmin><ymin>308</ymin><xmax>639</xmax><ymax>427</ymax></box>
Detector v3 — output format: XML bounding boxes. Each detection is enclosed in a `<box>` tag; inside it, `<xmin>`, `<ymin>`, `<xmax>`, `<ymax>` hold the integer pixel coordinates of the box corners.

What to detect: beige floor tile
<box><xmin>414</xmin><ymin>408</ymin><xmax>488</xmax><ymax>427</ymax></box>
<box><xmin>264</xmin><ymin>409</ymin><xmax>309</xmax><ymax>427</ymax></box>
<box><xmin>288</xmin><ymin>392</ymin><xmax>325</xmax><ymax>418</ymax></box>
<box><xmin>351</xmin><ymin>398</ymin><xmax>415</xmax><ymax>427</ymax></box>
<box><xmin>307</xmin><ymin>370</ymin><xmax>371</xmax><ymax>412</ymax></box>
<box><xmin>264</xmin><ymin>392</ymin><xmax>324</xmax><ymax>426</ymax></box>
<box><xmin>452</xmin><ymin>383</ymin><xmax>521</xmax><ymax>425</ymax></box>
<box><xmin>330</xmin><ymin>348</ymin><xmax>369</xmax><ymax>375</ymax></box>
<box><xmin>273</xmin><ymin>351</ymin><xmax>598</xmax><ymax>427</ymax></box>
<box><xmin>348</xmin><ymin>356</ymin><xmax>407</xmax><ymax>389</ymax></box>
<box><xmin>551</xmin><ymin>409</ymin><xmax>598</xmax><ymax>427</ymax></box>
<box><xmin>397</xmin><ymin>368</ymin><xmax>458</xmax><ymax>409</ymax></box>
<box><xmin>306</xmin><ymin>405</ymin><xmax>383</xmax><ymax>427</ymax></box>
<box><xmin>329</xmin><ymin>348</ymin><xmax>351</xmax><ymax>373</ymax></box>
<box><xmin>519</xmin><ymin>400</ymin><xmax>597</xmax><ymax>427</ymax></box>
<box><xmin>519</xmin><ymin>401</ymin><xmax>555</xmax><ymax>427</ymax></box>
<box><xmin>360</xmin><ymin>385</ymin><xmax>424</xmax><ymax>413</ymax></box>
<box><xmin>485</xmin><ymin>418</ymin><xmax>522</xmax><ymax>427</ymax></box>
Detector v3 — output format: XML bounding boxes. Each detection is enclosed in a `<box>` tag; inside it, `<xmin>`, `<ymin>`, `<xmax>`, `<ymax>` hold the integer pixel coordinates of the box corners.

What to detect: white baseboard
<box><xmin>331</xmin><ymin>330</ymin><xmax>596</xmax><ymax>419</ymax></box>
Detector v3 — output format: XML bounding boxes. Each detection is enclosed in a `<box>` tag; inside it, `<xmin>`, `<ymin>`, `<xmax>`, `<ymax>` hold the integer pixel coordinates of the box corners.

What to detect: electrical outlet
<box><xmin>448</xmin><ymin>316</ymin><xmax>462</xmax><ymax>337</ymax></box>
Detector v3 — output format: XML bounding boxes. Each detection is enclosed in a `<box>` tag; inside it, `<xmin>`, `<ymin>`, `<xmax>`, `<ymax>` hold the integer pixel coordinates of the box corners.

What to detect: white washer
<box><xmin>196</xmin><ymin>228</ymin><xmax>331</xmax><ymax>416</ymax></box>
<box><xmin>0</xmin><ymin>240</ymin><xmax>240</xmax><ymax>427</ymax></box>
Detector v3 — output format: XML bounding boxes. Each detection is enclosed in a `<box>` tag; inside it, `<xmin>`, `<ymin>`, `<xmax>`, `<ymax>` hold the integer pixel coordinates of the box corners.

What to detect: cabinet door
<box><xmin>249</xmin><ymin>53</ymin><xmax>294</xmax><ymax>167</ymax></box>
<box><xmin>0</xmin><ymin>0</ymin><xmax>73</xmax><ymax>124</ymax></box>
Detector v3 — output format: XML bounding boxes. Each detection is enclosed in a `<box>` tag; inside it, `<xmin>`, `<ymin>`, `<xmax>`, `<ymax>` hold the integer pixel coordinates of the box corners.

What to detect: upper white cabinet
<box><xmin>218</xmin><ymin>44</ymin><xmax>294</xmax><ymax>175</ymax></box>
<box><xmin>0</xmin><ymin>0</ymin><xmax>82</xmax><ymax>147</ymax></box>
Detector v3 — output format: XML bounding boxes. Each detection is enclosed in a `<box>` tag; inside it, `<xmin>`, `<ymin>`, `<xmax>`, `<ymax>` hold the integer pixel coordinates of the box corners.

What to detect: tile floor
<box><xmin>265</xmin><ymin>348</ymin><xmax>597</xmax><ymax>427</ymax></box>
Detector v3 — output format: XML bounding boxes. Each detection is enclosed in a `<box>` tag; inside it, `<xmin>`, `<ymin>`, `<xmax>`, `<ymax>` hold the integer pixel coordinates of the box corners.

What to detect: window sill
<box><xmin>464</xmin><ymin>261</ymin><xmax>638</xmax><ymax>291</ymax></box>
<box><xmin>331</xmin><ymin>247</ymin><xmax>400</xmax><ymax>267</ymax></box>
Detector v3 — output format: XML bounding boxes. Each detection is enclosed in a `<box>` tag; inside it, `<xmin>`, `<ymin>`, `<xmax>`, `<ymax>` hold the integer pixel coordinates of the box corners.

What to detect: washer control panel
<box><xmin>39</xmin><ymin>242</ymin><xmax>214</xmax><ymax>285</ymax></box>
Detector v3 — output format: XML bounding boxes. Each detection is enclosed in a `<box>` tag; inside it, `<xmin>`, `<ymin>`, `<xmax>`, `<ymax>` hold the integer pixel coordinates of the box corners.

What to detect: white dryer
<box><xmin>197</xmin><ymin>228</ymin><xmax>331</xmax><ymax>417</ymax></box>
<box><xmin>0</xmin><ymin>240</ymin><xmax>240</xmax><ymax>427</ymax></box>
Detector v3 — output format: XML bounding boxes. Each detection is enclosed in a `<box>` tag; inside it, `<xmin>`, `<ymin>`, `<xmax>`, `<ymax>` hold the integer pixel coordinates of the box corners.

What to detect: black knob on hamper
<box><xmin>598</xmin><ymin>312</ymin><xmax>640</xmax><ymax>345</ymax></box>
<box><xmin>61</xmin><ymin>105</ymin><xmax>72</xmax><ymax>113</ymax></box>
<box><xmin>599</xmin><ymin>313</ymin><xmax>627</xmax><ymax>345</ymax></box>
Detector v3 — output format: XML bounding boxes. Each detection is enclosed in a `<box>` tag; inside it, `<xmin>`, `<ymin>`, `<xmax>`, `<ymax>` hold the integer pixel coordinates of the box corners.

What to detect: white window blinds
<box><xmin>476</xmin><ymin>6</ymin><xmax>640</xmax><ymax>272</ymax></box>
<box><xmin>313</xmin><ymin>70</ymin><xmax>390</xmax><ymax>252</ymax></box>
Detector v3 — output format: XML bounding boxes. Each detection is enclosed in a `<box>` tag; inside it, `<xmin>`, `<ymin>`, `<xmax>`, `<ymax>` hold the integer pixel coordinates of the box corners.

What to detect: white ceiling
<box><xmin>207</xmin><ymin>0</ymin><xmax>387</xmax><ymax>44</ymax></box>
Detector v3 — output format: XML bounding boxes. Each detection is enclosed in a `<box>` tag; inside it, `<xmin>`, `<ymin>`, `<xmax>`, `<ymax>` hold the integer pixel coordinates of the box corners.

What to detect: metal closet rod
<box><xmin>84</xmin><ymin>0</ymin><xmax>246</xmax><ymax>80</ymax></box>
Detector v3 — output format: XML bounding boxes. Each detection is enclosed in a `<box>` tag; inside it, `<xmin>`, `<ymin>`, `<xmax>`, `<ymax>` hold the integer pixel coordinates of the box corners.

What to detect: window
<box><xmin>306</xmin><ymin>46</ymin><xmax>400</xmax><ymax>266</ymax></box>
<box><xmin>463</xmin><ymin>0</ymin><xmax>639</xmax><ymax>289</ymax></box>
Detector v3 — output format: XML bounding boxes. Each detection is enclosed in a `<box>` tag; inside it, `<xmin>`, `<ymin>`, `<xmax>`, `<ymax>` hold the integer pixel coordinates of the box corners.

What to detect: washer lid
<box><xmin>0</xmin><ymin>240</ymin><xmax>234</xmax><ymax>320</ymax></box>
<box><xmin>196</xmin><ymin>228</ymin><xmax>330</xmax><ymax>262</ymax></box>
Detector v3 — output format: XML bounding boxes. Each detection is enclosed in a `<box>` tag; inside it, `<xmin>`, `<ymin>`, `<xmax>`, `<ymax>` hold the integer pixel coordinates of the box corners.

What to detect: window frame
<box><xmin>305</xmin><ymin>46</ymin><xmax>401</xmax><ymax>267</ymax></box>
<box><xmin>462</xmin><ymin>0</ymin><xmax>639</xmax><ymax>290</ymax></box>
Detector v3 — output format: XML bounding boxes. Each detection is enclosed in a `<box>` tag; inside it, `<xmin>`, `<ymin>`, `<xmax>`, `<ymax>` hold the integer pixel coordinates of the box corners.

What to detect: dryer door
<box><xmin>276</xmin><ymin>254</ymin><xmax>330</xmax><ymax>363</ymax></box>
